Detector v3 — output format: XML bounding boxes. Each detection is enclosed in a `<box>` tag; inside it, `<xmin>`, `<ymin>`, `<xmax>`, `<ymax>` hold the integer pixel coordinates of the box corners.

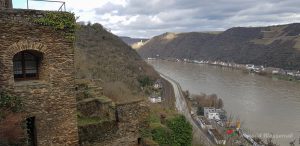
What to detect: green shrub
<box><xmin>150</xmin><ymin>115</ymin><xmax>193</xmax><ymax>146</ymax></box>
<box><xmin>149</xmin><ymin>112</ymin><xmax>161</xmax><ymax>123</ymax></box>
<box><xmin>197</xmin><ymin>106</ymin><xmax>204</xmax><ymax>116</ymax></box>
<box><xmin>0</xmin><ymin>92</ymin><xmax>23</xmax><ymax>114</ymax></box>
<box><xmin>152</xmin><ymin>125</ymin><xmax>174</xmax><ymax>146</ymax></box>
<box><xmin>33</xmin><ymin>12</ymin><xmax>76</xmax><ymax>31</ymax></box>
<box><xmin>138</xmin><ymin>75</ymin><xmax>154</xmax><ymax>87</ymax></box>
<box><xmin>140</xmin><ymin>128</ymin><xmax>152</xmax><ymax>138</ymax></box>
<box><xmin>166</xmin><ymin>115</ymin><xmax>192</xmax><ymax>146</ymax></box>
<box><xmin>32</xmin><ymin>12</ymin><xmax>78</xmax><ymax>40</ymax></box>
<box><xmin>141</xmin><ymin>138</ymin><xmax>159</xmax><ymax>146</ymax></box>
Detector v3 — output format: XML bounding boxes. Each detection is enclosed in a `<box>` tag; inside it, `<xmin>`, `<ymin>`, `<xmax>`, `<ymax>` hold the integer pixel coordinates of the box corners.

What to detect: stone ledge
<box><xmin>14</xmin><ymin>80</ymin><xmax>49</xmax><ymax>87</ymax></box>
<box><xmin>77</xmin><ymin>96</ymin><xmax>112</xmax><ymax>104</ymax></box>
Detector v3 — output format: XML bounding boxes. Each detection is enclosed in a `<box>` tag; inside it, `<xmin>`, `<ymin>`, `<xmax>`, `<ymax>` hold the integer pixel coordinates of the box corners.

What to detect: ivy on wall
<box><xmin>0</xmin><ymin>92</ymin><xmax>23</xmax><ymax>119</ymax></box>
<box><xmin>0</xmin><ymin>92</ymin><xmax>25</xmax><ymax>145</ymax></box>
<box><xmin>32</xmin><ymin>12</ymin><xmax>79</xmax><ymax>41</ymax></box>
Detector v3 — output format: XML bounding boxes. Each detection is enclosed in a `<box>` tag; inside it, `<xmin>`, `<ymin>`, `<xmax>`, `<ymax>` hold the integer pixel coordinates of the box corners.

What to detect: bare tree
<box><xmin>266</xmin><ymin>138</ymin><xmax>278</xmax><ymax>146</ymax></box>
<box><xmin>217</xmin><ymin>98</ymin><xmax>224</xmax><ymax>109</ymax></box>
<box><xmin>191</xmin><ymin>93</ymin><xmax>225</xmax><ymax>108</ymax></box>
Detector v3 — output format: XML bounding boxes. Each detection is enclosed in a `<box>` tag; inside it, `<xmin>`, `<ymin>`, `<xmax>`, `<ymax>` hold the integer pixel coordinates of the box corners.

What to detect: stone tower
<box><xmin>0</xmin><ymin>9</ymin><xmax>78</xmax><ymax>146</ymax></box>
<box><xmin>0</xmin><ymin>0</ymin><xmax>12</xmax><ymax>9</ymax></box>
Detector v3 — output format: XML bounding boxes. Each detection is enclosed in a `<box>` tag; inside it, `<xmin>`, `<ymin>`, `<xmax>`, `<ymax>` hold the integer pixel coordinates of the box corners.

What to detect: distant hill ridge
<box><xmin>138</xmin><ymin>23</ymin><xmax>300</xmax><ymax>70</ymax></box>
<box><xmin>120</xmin><ymin>36</ymin><xmax>148</xmax><ymax>46</ymax></box>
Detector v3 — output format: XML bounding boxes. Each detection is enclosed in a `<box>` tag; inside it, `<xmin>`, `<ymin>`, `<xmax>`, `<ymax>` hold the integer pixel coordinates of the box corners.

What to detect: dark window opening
<box><xmin>115</xmin><ymin>110</ymin><xmax>119</xmax><ymax>123</ymax></box>
<box><xmin>26</xmin><ymin>117</ymin><xmax>37</xmax><ymax>146</ymax></box>
<box><xmin>13</xmin><ymin>51</ymin><xmax>41</xmax><ymax>80</ymax></box>
<box><xmin>138</xmin><ymin>137</ymin><xmax>142</xmax><ymax>145</ymax></box>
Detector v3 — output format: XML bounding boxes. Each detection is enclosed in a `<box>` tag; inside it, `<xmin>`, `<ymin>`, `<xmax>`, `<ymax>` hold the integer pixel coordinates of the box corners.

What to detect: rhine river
<box><xmin>148</xmin><ymin>60</ymin><xmax>300</xmax><ymax>145</ymax></box>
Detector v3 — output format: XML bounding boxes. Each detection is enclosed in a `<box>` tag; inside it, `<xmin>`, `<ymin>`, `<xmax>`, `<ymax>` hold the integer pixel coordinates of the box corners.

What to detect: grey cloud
<box><xmin>91</xmin><ymin>0</ymin><xmax>300</xmax><ymax>38</ymax></box>
<box><xmin>94</xmin><ymin>2</ymin><xmax>123</xmax><ymax>14</ymax></box>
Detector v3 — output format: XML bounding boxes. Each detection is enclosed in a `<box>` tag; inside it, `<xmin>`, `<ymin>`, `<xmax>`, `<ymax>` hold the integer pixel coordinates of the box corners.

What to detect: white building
<box><xmin>204</xmin><ymin>107</ymin><xmax>221</xmax><ymax>121</ymax></box>
<box><xmin>287</xmin><ymin>71</ymin><xmax>295</xmax><ymax>76</ymax></box>
<box><xmin>295</xmin><ymin>71</ymin><xmax>300</xmax><ymax>77</ymax></box>
<box><xmin>149</xmin><ymin>96</ymin><xmax>162</xmax><ymax>103</ymax></box>
<box><xmin>147</xmin><ymin>57</ymin><xmax>156</xmax><ymax>60</ymax></box>
<box><xmin>272</xmin><ymin>70</ymin><xmax>279</xmax><ymax>74</ymax></box>
<box><xmin>246</xmin><ymin>64</ymin><xmax>255</xmax><ymax>70</ymax></box>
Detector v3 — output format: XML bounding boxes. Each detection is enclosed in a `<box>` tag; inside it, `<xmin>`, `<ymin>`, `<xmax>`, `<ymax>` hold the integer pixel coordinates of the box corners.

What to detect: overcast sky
<box><xmin>13</xmin><ymin>0</ymin><xmax>300</xmax><ymax>38</ymax></box>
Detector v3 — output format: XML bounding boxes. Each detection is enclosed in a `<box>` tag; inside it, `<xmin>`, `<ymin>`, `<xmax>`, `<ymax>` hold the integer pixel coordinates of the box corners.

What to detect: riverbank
<box><xmin>160</xmin><ymin>73</ymin><xmax>279</xmax><ymax>146</ymax></box>
<box><xmin>148</xmin><ymin>60</ymin><xmax>300</xmax><ymax>146</ymax></box>
<box><xmin>148</xmin><ymin>58</ymin><xmax>300</xmax><ymax>82</ymax></box>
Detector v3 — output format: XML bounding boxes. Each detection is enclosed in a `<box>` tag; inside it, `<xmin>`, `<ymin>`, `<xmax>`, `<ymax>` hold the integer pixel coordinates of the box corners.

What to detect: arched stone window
<box><xmin>13</xmin><ymin>50</ymin><xmax>42</xmax><ymax>80</ymax></box>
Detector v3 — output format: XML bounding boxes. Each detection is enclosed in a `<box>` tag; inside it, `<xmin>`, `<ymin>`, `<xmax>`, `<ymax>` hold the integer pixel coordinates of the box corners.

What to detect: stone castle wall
<box><xmin>78</xmin><ymin>100</ymin><xmax>150</xmax><ymax>146</ymax></box>
<box><xmin>0</xmin><ymin>9</ymin><xmax>78</xmax><ymax>145</ymax></box>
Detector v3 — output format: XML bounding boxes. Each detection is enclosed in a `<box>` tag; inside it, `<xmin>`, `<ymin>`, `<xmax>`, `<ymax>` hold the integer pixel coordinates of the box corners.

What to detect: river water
<box><xmin>148</xmin><ymin>60</ymin><xmax>300</xmax><ymax>146</ymax></box>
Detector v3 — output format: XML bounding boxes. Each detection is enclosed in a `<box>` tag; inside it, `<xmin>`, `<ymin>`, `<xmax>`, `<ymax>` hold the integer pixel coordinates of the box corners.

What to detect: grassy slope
<box><xmin>74</xmin><ymin>23</ymin><xmax>193</xmax><ymax>145</ymax></box>
<box><xmin>75</xmin><ymin>23</ymin><xmax>159</xmax><ymax>103</ymax></box>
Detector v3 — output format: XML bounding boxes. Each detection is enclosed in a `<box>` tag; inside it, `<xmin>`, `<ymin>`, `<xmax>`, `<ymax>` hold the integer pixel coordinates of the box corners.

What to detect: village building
<box><xmin>0</xmin><ymin>1</ymin><xmax>78</xmax><ymax>145</ymax></box>
<box><xmin>246</xmin><ymin>64</ymin><xmax>255</xmax><ymax>70</ymax></box>
<box><xmin>246</xmin><ymin>64</ymin><xmax>264</xmax><ymax>73</ymax></box>
<box><xmin>196</xmin><ymin>116</ymin><xmax>212</xmax><ymax>129</ymax></box>
<box><xmin>286</xmin><ymin>70</ymin><xmax>296</xmax><ymax>76</ymax></box>
<box><xmin>149</xmin><ymin>95</ymin><xmax>162</xmax><ymax>103</ymax></box>
<box><xmin>272</xmin><ymin>70</ymin><xmax>280</xmax><ymax>74</ymax></box>
<box><xmin>153</xmin><ymin>79</ymin><xmax>163</xmax><ymax>89</ymax></box>
<box><xmin>204</xmin><ymin>107</ymin><xmax>221</xmax><ymax>121</ymax></box>
<box><xmin>295</xmin><ymin>71</ymin><xmax>300</xmax><ymax>77</ymax></box>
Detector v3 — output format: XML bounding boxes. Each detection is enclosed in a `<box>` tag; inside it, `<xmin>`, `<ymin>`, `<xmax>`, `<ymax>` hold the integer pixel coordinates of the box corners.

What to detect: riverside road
<box><xmin>160</xmin><ymin>73</ymin><xmax>215</xmax><ymax>146</ymax></box>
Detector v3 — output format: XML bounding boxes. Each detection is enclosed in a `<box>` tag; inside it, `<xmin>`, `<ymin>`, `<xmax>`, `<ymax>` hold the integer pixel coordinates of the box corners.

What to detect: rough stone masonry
<box><xmin>0</xmin><ymin>0</ymin><xmax>12</xmax><ymax>9</ymax></box>
<box><xmin>0</xmin><ymin>8</ymin><xmax>79</xmax><ymax>146</ymax></box>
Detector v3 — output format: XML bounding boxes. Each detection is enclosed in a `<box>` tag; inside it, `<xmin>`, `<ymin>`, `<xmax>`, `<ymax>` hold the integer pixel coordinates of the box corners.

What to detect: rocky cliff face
<box><xmin>138</xmin><ymin>23</ymin><xmax>300</xmax><ymax>70</ymax></box>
